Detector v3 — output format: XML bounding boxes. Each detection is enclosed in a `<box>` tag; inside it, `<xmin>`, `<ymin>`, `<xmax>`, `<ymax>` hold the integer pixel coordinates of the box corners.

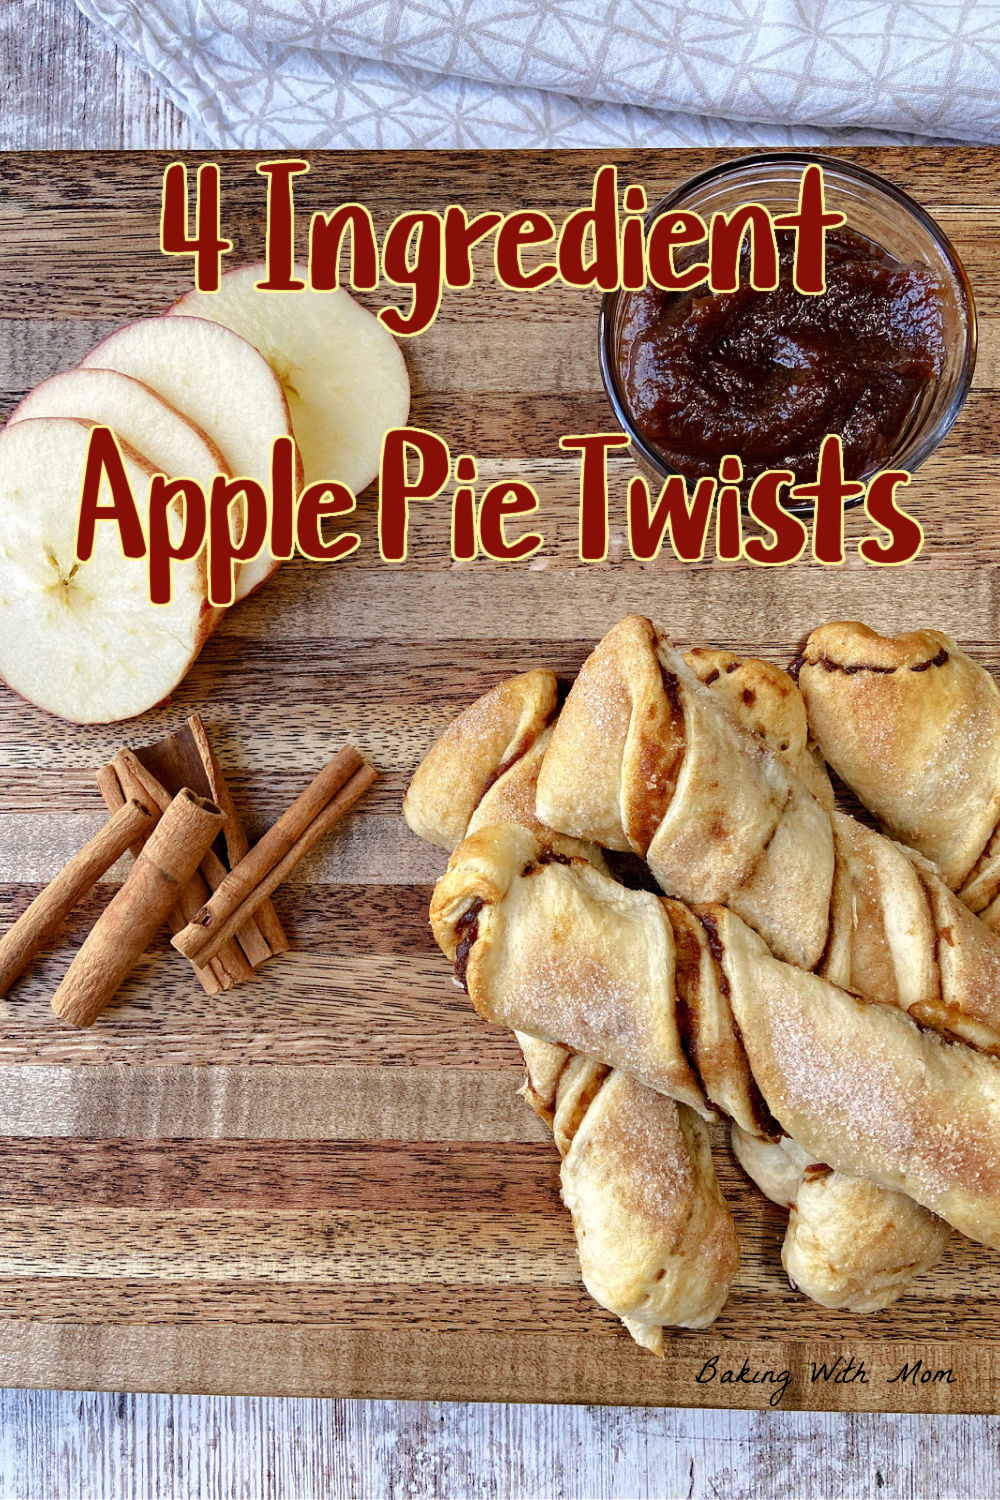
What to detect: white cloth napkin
<box><xmin>73</xmin><ymin>0</ymin><xmax>1000</xmax><ymax>147</ymax></box>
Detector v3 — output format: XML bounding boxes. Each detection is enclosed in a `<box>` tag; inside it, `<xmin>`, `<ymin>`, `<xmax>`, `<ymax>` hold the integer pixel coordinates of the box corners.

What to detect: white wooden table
<box><xmin>2</xmin><ymin>5</ymin><xmax>999</xmax><ymax>1497</ymax></box>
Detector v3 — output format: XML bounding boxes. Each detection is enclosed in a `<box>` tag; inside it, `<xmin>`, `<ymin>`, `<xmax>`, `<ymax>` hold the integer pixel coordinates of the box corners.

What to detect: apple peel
<box><xmin>0</xmin><ymin>417</ymin><xmax>213</xmax><ymax>724</ymax></box>
<box><xmin>80</xmin><ymin>315</ymin><xmax>298</xmax><ymax>600</ymax></box>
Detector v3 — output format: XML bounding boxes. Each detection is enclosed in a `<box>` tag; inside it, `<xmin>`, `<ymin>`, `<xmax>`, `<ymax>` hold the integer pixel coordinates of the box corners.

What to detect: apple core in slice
<box><xmin>167</xmin><ymin>264</ymin><xmax>410</xmax><ymax>494</ymax></box>
<box><xmin>80</xmin><ymin>316</ymin><xmax>296</xmax><ymax>599</ymax></box>
<box><xmin>11</xmin><ymin>365</ymin><xmax>248</xmax><ymax>603</ymax></box>
<box><xmin>0</xmin><ymin>418</ymin><xmax>212</xmax><ymax>724</ymax></box>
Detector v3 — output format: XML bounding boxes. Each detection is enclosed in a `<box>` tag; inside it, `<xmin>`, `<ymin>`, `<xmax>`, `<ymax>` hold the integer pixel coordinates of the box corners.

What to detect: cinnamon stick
<box><xmin>96</xmin><ymin>766</ymin><xmax>158</xmax><ymax>857</ymax></box>
<box><xmin>118</xmin><ymin>745</ymin><xmax>266</xmax><ymax>971</ymax></box>
<box><xmin>172</xmin><ymin>749</ymin><xmax>376</xmax><ymax>968</ymax></box>
<box><xmin>113</xmin><ymin>749</ymin><xmax>254</xmax><ymax>988</ymax></box>
<box><xmin>52</xmin><ymin>789</ymin><xmax>225</xmax><ymax>1028</ymax></box>
<box><xmin>0</xmin><ymin>798</ymin><xmax>155</xmax><ymax>998</ymax></box>
<box><xmin>128</xmin><ymin>714</ymin><xmax>284</xmax><ymax>960</ymax></box>
<box><xmin>102</xmin><ymin>755</ymin><xmax>227</xmax><ymax>996</ymax></box>
<box><xmin>100</xmin><ymin>716</ymin><xmax>287</xmax><ymax>976</ymax></box>
<box><xmin>184</xmin><ymin>715</ymin><xmax>288</xmax><ymax>960</ymax></box>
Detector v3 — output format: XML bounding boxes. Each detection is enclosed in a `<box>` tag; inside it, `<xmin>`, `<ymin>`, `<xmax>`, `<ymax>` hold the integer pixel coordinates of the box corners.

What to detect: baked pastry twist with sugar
<box><xmin>519</xmin><ymin>1037</ymin><xmax>739</xmax><ymax>1345</ymax></box>
<box><xmin>535</xmin><ymin>615</ymin><xmax>1000</xmax><ymax>1056</ymax></box>
<box><xmin>404</xmin><ymin>671</ymin><xmax>738</xmax><ymax>1349</ymax></box>
<box><xmin>681</xmin><ymin>651</ymin><xmax>950</xmax><ymax>1304</ymax></box>
<box><xmin>410</xmin><ymin>664</ymin><xmax>947</xmax><ymax>1314</ymax></box>
<box><xmin>797</xmin><ymin>622</ymin><xmax>1000</xmax><ymax>925</ymax></box>
<box><xmin>432</xmin><ymin>824</ymin><xmax>1000</xmax><ymax>1252</ymax></box>
<box><xmin>730</xmin><ymin>1128</ymin><xmax>949</xmax><ymax>1313</ymax></box>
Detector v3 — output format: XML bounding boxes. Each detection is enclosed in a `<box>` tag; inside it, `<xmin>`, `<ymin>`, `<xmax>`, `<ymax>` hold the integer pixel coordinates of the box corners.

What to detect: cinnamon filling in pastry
<box><xmin>453</xmin><ymin>899</ymin><xmax>483</xmax><ymax>990</ymax></box>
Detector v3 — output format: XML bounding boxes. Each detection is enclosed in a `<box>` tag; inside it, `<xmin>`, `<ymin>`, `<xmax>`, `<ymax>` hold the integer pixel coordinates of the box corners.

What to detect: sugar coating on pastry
<box><xmin>517</xmin><ymin>1007</ymin><xmax>739</xmax><ymax>1350</ymax></box>
<box><xmin>410</xmin><ymin>682</ymin><xmax>737</xmax><ymax>1348</ymax></box>
<box><xmin>562</xmin><ymin>1076</ymin><xmax>739</xmax><ymax>1345</ymax></box>
<box><xmin>403</xmin><ymin>669</ymin><xmax>558</xmax><ymax>851</ymax></box>
<box><xmin>434</xmin><ymin>826</ymin><xmax>710</xmax><ymax>1115</ymax></box>
<box><xmin>538</xmin><ymin>615</ymin><xmax>1000</xmax><ymax>1055</ymax></box>
<box><xmin>537</xmin><ymin>616</ymin><xmax>837</xmax><ymax>971</ymax></box>
<box><xmin>717</xmin><ymin>903</ymin><xmax>1000</xmax><ymax>1250</ymax></box>
<box><xmin>685</xmin><ymin>647</ymin><xmax>833</xmax><ymax>809</ymax></box>
<box><xmin>798</xmin><ymin>621</ymin><xmax>1000</xmax><ymax>893</ymax></box>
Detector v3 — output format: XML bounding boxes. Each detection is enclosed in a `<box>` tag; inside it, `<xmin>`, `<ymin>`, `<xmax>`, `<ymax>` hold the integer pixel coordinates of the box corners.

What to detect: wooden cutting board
<box><xmin>1</xmin><ymin>148</ymin><xmax>999</xmax><ymax>1412</ymax></box>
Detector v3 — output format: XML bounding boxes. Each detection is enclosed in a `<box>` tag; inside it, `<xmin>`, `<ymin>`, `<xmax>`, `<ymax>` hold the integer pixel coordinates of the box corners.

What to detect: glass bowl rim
<box><xmin>598</xmin><ymin>149</ymin><xmax>978</xmax><ymax>510</ymax></box>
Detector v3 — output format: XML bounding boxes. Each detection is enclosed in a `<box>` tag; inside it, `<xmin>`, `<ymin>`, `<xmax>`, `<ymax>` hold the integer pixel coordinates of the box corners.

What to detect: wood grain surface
<box><xmin>2</xmin><ymin>146</ymin><xmax>1000</xmax><ymax>1427</ymax></box>
<box><xmin>3</xmin><ymin>1388</ymin><xmax>1000</xmax><ymax>1500</ymax></box>
<box><xmin>3</xmin><ymin>15</ymin><xmax>994</xmax><ymax>1490</ymax></box>
<box><xmin>0</xmin><ymin>0</ymin><xmax>200</xmax><ymax>151</ymax></box>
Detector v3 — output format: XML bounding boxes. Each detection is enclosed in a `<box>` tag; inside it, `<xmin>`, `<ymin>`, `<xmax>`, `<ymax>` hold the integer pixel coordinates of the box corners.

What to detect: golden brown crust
<box><xmin>412</xmin><ymin>683</ymin><xmax>732</xmax><ymax>1347</ymax></box>
<box><xmin>799</xmin><ymin>622</ymin><xmax>1000</xmax><ymax>893</ymax></box>
<box><xmin>434</xmin><ymin>828</ymin><xmax>710</xmax><ymax>1116</ymax></box>
<box><xmin>821</xmin><ymin>815</ymin><xmax>940</xmax><ymax>1019</ymax></box>
<box><xmin>685</xmin><ymin>648</ymin><xmax>833</xmax><ymax>809</ymax></box>
<box><xmin>539</xmin><ymin>616</ymin><xmax>1000</xmax><ymax>1055</ymax></box>
<box><xmin>650</xmin><ymin>636</ymin><xmax>837</xmax><ymax>972</ymax></box>
<box><xmin>562</xmin><ymin>1080</ymin><xmax>739</xmax><ymax>1345</ymax></box>
<box><xmin>519</xmin><ymin>1039</ymin><xmax>739</xmax><ymax>1345</ymax></box>
<box><xmin>517</xmin><ymin>1023</ymin><xmax>739</xmax><ymax>1349</ymax></box>
<box><xmin>469</xmin><ymin>727</ymin><xmax>605</xmax><ymax>868</ymax></box>
<box><xmin>534</xmin><ymin>616</ymin><xmax>686</xmax><ymax>854</ymax></box>
<box><xmin>782</xmin><ymin>1172</ymin><xmax>950</xmax><ymax>1313</ymax></box>
<box><xmin>537</xmin><ymin>617</ymin><xmax>836</xmax><ymax>971</ymax></box>
<box><xmin>434</xmin><ymin>827</ymin><xmax>992</xmax><ymax>1253</ymax></box>
<box><xmin>801</xmin><ymin>621</ymin><xmax>951</xmax><ymax>673</ymax></box>
<box><xmin>548</xmin><ymin>1053</ymin><xmax>612</xmax><ymax>1157</ymax></box>
<box><xmin>403</xmin><ymin>669</ymin><xmax>559</xmax><ymax>852</ymax></box>
<box><xmin>731</xmin><ymin>1124</ymin><xmax>949</xmax><ymax>1311</ymax></box>
<box><xmin>419</xmin><ymin>641</ymin><xmax>971</xmax><ymax>1323</ymax></box>
<box><xmin>716</xmin><ymin>903</ymin><xmax>1000</xmax><ymax>1250</ymax></box>
<box><xmin>415</xmin><ymin>646</ymin><xmax>966</xmax><ymax>1327</ymax></box>
<box><xmin>913</xmin><ymin>865</ymin><xmax>1000</xmax><ymax>1053</ymax></box>
<box><xmin>815</xmin><ymin>814</ymin><xmax>1000</xmax><ymax>1055</ymax></box>
<box><xmin>516</xmin><ymin>1031</ymin><xmax>570</xmax><ymax>1124</ymax></box>
<box><xmin>664</xmin><ymin>898</ymin><xmax>775</xmax><ymax>1137</ymax></box>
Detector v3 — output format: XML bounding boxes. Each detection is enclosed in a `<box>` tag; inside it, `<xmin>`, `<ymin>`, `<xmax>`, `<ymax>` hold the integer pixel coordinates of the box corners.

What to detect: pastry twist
<box><xmin>730</xmin><ymin>1129</ymin><xmax>950</xmax><ymax>1313</ymax></box>
<box><xmin>681</xmin><ymin>651</ymin><xmax>950</xmax><ymax>1306</ymax></box>
<box><xmin>432</xmin><ymin>825</ymin><xmax>1000</xmax><ymax>1252</ymax></box>
<box><xmin>797</xmin><ymin>622</ymin><xmax>1000</xmax><ymax>925</ymax></box>
<box><xmin>535</xmin><ymin>615</ymin><xmax>1000</xmax><ymax>1056</ymax></box>
<box><xmin>413</xmin><ymin>663</ymin><xmax>947</xmax><ymax>1312</ymax></box>
<box><xmin>519</xmin><ymin>1037</ymin><xmax>739</xmax><ymax>1345</ymax></box>
<box><xmin>404</xmin><ymin>671</ymin><xmax>738</xmax><ymax>1349</ymax></box>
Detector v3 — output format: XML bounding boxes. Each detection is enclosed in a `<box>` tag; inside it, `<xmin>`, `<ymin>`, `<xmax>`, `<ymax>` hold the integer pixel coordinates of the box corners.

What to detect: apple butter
<box><xmin>619</xmin><ymin>230</ymin><xmax>947</xmax><ymax>480</ymax></box>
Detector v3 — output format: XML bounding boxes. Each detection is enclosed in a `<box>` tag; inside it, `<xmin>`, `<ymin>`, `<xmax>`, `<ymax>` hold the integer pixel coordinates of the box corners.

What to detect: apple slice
<box><xmin>0</xmin><ymin>418</ymin><xmax>212</xmax><ymax>724</ymax></box>
<box><xmin>9</xmin><ymin>366</ymin><xmax>249</xmax><ymax>602</ymax></box>
<box><xmin>80</xmin><ymin>316</ymin><xmax>297</xmax><ymax>599</ymax></box>
<box><xmin>167</xmin><ymin>263</ymin><xmax>410</xmax><ymax>493</ymax></box>
<box><xmin>10</xmin><ymin>367</ymin><xmax>230</xmax><ymax>490</ymax></box>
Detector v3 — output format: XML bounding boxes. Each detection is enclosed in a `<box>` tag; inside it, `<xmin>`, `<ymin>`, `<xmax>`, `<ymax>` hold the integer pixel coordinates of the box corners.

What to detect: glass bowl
<box><xmin>599</xmin><ymin>151</ymin><xmax>977</xmax><ymax>506</ymax></box>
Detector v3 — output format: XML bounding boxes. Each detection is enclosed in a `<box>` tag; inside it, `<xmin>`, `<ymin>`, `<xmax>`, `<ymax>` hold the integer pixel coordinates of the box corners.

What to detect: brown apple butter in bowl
<box><xmin>601</xmin><ymin>154</ymin><xmax>976</xmax><ymax>498</ymax></box>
